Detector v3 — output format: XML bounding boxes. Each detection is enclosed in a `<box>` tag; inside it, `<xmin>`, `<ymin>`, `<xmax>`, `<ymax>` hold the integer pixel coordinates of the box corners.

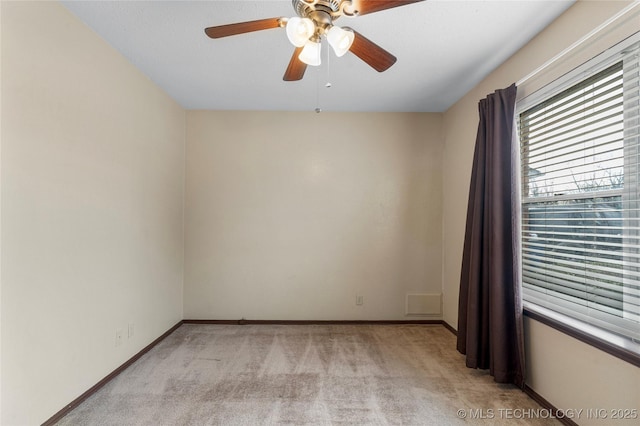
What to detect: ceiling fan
<box><xmin>204</xmin><ymin>0</ymin><xmax>425</xmax><ymax>81</ymax></box>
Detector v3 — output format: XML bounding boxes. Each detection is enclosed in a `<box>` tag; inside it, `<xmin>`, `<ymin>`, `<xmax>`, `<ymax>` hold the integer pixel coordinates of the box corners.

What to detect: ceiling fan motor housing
<box><xmin>293</xmin><ymin>0</ymin><xmax>355</xmax><ymax>23</ymax></box>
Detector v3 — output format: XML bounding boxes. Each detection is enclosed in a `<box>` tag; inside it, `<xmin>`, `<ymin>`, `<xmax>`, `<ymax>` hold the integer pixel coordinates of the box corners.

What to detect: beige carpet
<box><xmin>56</xmin><ymin>324</ymin><xmax>559</xmax><ymax>425</ymax></box>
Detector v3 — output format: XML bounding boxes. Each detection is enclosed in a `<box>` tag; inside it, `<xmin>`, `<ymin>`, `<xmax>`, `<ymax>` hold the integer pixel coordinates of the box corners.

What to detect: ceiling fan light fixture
<box><xmin>286</xmin><ymin>17</ymin><xmax>315</xmax><ymax>47</ymax></box>
<box><xmin>205</xmin><ymin>0</ymin><xmax>421</xmax><ymax>81</ymax></box>
<box><xmin>326</xmin><ymin>26</ymin><xmax>354</xmax><ymax>57</ymax></box>
<box><xmin>299</xmin><ymin>39</ymin><xmax>322</xmax><ymax>66</ymax></box>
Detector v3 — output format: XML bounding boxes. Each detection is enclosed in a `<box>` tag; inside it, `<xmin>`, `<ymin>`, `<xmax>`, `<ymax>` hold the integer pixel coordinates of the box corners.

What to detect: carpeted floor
<box><xmin>57</xmin><ymin>324</ymin><xmax>559</xmax><ymax>425</ymax></box>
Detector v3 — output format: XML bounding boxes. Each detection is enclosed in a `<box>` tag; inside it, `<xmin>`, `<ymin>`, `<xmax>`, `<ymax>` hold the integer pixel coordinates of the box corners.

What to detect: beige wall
<box><xmin>442</xmin><ymin>1</ymin><xmax>639</xmax><ymax>424</ymax></box>
<box><xmin>524</xmin><ymin>317</ymin><xmax>640</xmax><ymax>423</ymax></box>
<box><xmin>1</xmin><ymin>2</ymin><xmax>185</xmax><ymax>424</ymax></box>
<box><xmin>185</xmin><ymin>111</ymin><xmax>443</xmax><ymax>320</ymax></box>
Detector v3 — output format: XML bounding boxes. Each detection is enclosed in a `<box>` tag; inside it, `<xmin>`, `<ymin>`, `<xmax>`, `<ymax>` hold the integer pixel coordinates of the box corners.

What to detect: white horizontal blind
<box><xmin>518</xmin><ymin>41</ymin><xmax>640</xmax><ymax>340</ymax></box>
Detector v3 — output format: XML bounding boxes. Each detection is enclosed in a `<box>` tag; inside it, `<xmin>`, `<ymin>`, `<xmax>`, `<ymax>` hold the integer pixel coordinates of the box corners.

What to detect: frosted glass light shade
<box><xmin>299</xmin><ymin>40</ymin><xmax>322</xmax><ymax>66</ymax></box>
<box><xmin>286</xmin><ymin>17</ymin><xmax>315</xmax><ymax>47</ymax></box>
<box><xmin>327</xmin><ymin>26</ymin><xmax>354</xmax><ymax>57</ymax></box>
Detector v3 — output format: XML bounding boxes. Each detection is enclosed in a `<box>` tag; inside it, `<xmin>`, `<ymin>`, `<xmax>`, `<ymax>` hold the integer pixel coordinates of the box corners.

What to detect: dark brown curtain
<box><xmin>456</xmin><ymin>83</ymin><xmax>525</xmax><ymax>388</ymax></box>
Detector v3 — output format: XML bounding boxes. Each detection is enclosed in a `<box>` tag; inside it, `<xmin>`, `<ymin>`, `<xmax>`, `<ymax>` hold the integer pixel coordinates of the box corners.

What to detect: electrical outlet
<box><xmin>115</xmin><ymin>329</ymin><xmax>123</xmax><ymax>347</ymax></box>
<box><xmin>128</xmin><ymin>323</ymin><xmax>135</xmax><ymax>339</ymax></box>
<box><xmin>356</xmin><ymin>295</ymin><xmax>364</xmax><ymax>306</ymax></box>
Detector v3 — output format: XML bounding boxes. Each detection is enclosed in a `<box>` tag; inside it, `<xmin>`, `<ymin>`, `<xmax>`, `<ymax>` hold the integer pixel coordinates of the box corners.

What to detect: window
<box><xmin>517</xmin><ymin>35</ymin><xmax>640</xmax><ymax>342</ymax></box>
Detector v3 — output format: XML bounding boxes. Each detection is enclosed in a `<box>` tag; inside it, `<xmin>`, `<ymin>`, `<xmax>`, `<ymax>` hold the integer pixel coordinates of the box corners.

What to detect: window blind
<box><xmin>518</xmin><ymin>41</ymin><xmax>640</xmax><ymax>341</ymax></box>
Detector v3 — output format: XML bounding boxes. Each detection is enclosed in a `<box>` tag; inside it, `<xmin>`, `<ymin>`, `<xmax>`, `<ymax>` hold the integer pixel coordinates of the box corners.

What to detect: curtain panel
<box><xmin>456</xmin><ymin>83</ymin><xmax>525</xmax><ymax>387</ymax></box>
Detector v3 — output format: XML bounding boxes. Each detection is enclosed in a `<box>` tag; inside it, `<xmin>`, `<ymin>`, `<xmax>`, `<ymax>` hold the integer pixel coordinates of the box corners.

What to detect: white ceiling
<box><xmin>61</xmin><ymin>0</ymin><xmax>575</xmax><ymax>112</ymax></box>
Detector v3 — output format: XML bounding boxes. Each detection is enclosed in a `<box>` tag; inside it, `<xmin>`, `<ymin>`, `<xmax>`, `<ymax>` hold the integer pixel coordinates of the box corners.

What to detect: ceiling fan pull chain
<box><xmin>325</xmin><ymin>41</ymin><xmax>332</xmax><ymax>89</ymax></box>
<box><xmin>315</xmin><ymin>64</ymin><xmax>322</xmax><ymax>113</ymax></box>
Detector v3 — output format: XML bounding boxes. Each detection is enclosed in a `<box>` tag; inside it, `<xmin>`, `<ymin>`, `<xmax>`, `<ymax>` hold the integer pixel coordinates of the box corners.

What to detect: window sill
<box><xmin>523</xmin><ymin>303</ymin><xmax>640</xmax><ymax>368</ymax></box>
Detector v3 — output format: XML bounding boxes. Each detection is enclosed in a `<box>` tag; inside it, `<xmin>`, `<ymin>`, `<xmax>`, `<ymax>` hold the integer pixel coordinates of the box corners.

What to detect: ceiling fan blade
<box><xmin>205</xmin><ymin>18</ymin><xmax>283</xmax><ymax>39</ymax></box>
<box><xmin>283</xmin><ymin>47</ymin><xmax>307</xmax><ymax>81</ymax></box>
<box><xmin>348</xmin><ymin>30</ymin><xmax>397</xmax><ymax>72</ymax></box>
<box><xmin>349</xmin><ymin>0</ymin><xmax>425</xmax><ymax>16</ymax></box>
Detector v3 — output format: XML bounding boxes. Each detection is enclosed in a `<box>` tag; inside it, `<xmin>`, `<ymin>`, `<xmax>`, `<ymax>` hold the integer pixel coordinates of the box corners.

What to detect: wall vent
<box><xmin>406</xmin><ymin>293</ymin><xmax>442</xmax><ymax>316</ymax></box>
